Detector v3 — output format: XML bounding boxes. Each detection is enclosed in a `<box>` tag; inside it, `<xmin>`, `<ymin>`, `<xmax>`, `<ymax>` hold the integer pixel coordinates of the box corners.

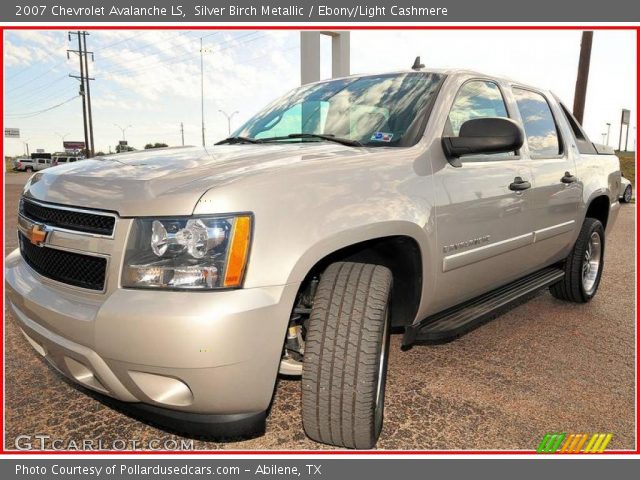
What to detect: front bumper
<box><xmin>6</xmin><ymin>248</ymin><xmax>299</xmax><ymax>435</ymax></box>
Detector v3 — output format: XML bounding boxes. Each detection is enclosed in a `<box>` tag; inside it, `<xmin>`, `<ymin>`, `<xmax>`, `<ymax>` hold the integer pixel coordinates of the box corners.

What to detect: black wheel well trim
<box><xmin>296</xmin><ymin>235</ymin><xmax>423</xmax><ymax>327</ymax></box>
<box><xmin>584</xmin><ymin>194</ymin><xmax>611</xmax><ymax>229</ymax></box>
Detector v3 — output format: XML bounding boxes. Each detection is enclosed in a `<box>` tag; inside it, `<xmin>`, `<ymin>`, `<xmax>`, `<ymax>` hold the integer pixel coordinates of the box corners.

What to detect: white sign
<box><xmin>621</xmin><ymin>109</ymin><xmax>631</xmax><ymax>125</ymax></box>
<box><xmin>4</xmin><ymin>128</ymin><xmax>20</xmax><ymax>138</ymax></box>
<box><xmin>36</xmin><ymin>149</ymin><xmax>45</xmax><ymax>153</ymax></box>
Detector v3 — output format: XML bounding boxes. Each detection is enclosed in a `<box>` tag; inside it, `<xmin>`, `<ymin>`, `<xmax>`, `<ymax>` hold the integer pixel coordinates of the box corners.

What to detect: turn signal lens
<box><xmin>223</xmin><ymin>216</ymin><xmax>252</xmax><ymax>287</ymax></box>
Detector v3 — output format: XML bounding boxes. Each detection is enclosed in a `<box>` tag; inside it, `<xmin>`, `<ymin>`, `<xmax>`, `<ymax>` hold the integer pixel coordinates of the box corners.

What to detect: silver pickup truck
<box><xmin>6</xmin><ymin>66</ymin><xmax>621</xmax><ymax>449</ymax></box>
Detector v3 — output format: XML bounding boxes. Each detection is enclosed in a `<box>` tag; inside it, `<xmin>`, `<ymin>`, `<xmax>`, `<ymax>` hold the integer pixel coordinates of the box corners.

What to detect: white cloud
<box><xmin>3</xmin><ymin>30</ymin><xmax>635</xmax><ymax>156</ymax></box>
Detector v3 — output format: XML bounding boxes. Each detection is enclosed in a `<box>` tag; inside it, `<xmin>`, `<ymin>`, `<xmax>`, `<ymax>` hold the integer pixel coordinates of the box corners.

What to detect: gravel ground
<box><xmin>3</xmin><ymin>171</ymin><xmax>636</xmax><ymax>451</ymax></box>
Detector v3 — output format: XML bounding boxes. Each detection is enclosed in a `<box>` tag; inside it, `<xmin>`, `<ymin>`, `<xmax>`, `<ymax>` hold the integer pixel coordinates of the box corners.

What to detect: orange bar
<box><xmin>573</xmin><ymin>434</ymin><xmax>589</xmax><ymax>453</ymax></box>
<box><xmin>560</xmin><ymin>434</ymin><xmax>575</xmax><ymax>453</ymax></box>
<box><xmin>567</xmin><ymin>434</ymin><xmax>582</xmax><ymax>453</ymax></box>
<box><xmin>223</xmin><ymin>216</ymin><xmax>252</xmax><ymax>287</ymax></box>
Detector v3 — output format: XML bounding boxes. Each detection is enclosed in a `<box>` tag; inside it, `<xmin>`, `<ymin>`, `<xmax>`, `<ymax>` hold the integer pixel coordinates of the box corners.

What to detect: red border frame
<box><xmin>1</xmin><ymin>24</ymin><xmax>638</xmax><ymax>456</ymax></box>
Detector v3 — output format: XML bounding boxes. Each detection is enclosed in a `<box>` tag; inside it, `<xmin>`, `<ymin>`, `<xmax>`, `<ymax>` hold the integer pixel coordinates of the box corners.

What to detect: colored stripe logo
<box><xmin>537</xmin><ymin>433</ymin><xmax>613</xmax><ymax>453</ymax></box>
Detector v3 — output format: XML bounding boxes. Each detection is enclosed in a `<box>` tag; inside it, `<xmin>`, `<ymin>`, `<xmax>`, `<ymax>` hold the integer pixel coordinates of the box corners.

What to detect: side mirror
<box><xmin>442</xmin><ymin>117</ymin><xmax>524</xmax><ymax>167</ymax></box>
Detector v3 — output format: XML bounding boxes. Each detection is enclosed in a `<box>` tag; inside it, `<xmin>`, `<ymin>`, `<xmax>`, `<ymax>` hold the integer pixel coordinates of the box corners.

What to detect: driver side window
<box><xmin>446</xmin><ymin>80</ymin><xmax>512</xmax><ymax>158</ymax></box>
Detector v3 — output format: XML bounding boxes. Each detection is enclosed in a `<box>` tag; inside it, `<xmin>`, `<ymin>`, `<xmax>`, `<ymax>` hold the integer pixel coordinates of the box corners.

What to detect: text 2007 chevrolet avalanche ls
<box><xmin>6</xmin><ymin>66</ymin><xmax>621</xmax><ymax>449</ymax></box>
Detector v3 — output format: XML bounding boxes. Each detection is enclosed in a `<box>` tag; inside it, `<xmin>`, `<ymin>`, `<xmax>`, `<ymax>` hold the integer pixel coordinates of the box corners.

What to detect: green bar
<box><xmin>537</xmin><ymin>434</ymin><xmax>554</xmax><ymax>453</ymax></box>
<box><xmin>549</xmin><ymin>433</ymin><xmax>566</xmax><ymax>453</ymax></box>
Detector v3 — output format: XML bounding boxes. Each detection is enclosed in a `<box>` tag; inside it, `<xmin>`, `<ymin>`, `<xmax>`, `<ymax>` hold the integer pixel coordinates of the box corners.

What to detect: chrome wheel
<box><xmin>582</xmin><ymin>231</ymin><xmax>602</xmax><ymax>295</ymax></box>
<box><xmin>624</xmin><ymin>186</ymin><xmax>632</xmax><ymax>203</ymax></box>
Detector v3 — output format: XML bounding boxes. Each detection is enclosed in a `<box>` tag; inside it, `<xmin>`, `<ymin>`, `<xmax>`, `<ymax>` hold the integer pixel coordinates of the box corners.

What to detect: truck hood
<box><xmin>23</xmin><ymin>144</ymin><xmax>370</xmax><ymax>217</ymax></box>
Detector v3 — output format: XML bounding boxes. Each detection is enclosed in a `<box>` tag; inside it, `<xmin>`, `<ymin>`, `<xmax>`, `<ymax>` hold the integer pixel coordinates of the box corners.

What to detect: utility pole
<box><xmin>68</xmin><ymin>31</ymin><xmax>94</xmax><ymax>158</ymax></box>
<box><xmin>23</xmin><ymin>140</ymin><xmax>30</xmax><ymax>157</ymax></box>
<box><xmin>601</xmin><ymin>133</ymin><xmax>606</xmax><ymax>144</ymax></box>
<box><xmin>618</xmin><ymin>123</ymin><xmax>623</xmax><ymax>152</ymax></box>
<box><xmin>572</xmin><ymin>31</ymin><xmax>593</xmax><ymax>125</ymax></box>
<box><xmin>625</xmin><ymin>124</ymin><xmax>630</xmax><ymax>152</ymax></box>
<box><xmin>218</xmin><ymin>110</ymin><xmax>239</xmax><ymax>136</ymax></box>
<box><xmin>200</xmin><ymin>37</ymin><xmax>206</xmax><ymax>147</ymax></box>
<box><xmin>81</xmin><ymin>31</ymin><xmax>95</xmax><ymax>157</ymax></box>
<box><xmin>606</xmin><ymin>123</ymin><xmax>611</xmax><ymax>146</ymax></box>
<box><xmin>180</xmin><ymin>122</ymin><xmax>185</xmax><ymax>146</ymax></box>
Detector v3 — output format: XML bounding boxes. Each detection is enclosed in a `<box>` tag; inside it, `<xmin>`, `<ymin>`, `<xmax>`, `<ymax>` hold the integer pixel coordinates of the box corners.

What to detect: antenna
<box><xmin>411</xmin><ymin>56</ymin><xmax>425</xmax><ymax>71</ymax></box>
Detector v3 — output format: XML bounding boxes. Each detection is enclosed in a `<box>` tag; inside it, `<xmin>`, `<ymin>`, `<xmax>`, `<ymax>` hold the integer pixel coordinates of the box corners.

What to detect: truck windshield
<box><xmin>231</xmin><ymin>72</ymin><xmax>444</xmax><ymax>147</ymax></box>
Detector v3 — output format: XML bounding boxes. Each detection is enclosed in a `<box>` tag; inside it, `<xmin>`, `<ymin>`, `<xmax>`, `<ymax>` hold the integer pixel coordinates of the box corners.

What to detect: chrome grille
<box><xmin>20</xmin><ymin>198</ymin><xmax>115</xmax><ymax>236</ymax></box>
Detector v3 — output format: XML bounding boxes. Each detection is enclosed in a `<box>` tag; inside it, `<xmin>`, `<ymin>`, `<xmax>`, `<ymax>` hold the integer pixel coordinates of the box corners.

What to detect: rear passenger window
<box><xmin>448</xmin><ymin>80</ymin><xmax>509</xmax><ymax>136</ymax></box>
<box><xmin>558</xmin><ymin>102</ymin><xmax>596</xmax><ymax>154</ymax></box>
<box><xmin>513</xmin><ymin>88</ymin><xmax>561</xmax><ymax>158</ymax></box>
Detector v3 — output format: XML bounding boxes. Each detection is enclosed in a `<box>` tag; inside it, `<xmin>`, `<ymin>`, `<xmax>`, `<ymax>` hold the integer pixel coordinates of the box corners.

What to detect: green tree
<box><xmin>145</xmin><ymin>142</ymin><xmax>169</xmax><ymax>149</ymax></box>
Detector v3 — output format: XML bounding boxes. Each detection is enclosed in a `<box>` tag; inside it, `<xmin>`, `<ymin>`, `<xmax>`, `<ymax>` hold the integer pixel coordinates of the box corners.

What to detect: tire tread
<box><xmin>302</xmin><ymin>262</ymin><xmax>391</xmax><ymax>449</ymax></box>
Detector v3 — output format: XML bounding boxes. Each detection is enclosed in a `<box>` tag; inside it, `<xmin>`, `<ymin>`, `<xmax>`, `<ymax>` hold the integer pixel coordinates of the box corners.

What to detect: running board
<box><xmin>402</xmin><ymin>267</ymin><xmax>564</xmax><ymax>348</ymax></box>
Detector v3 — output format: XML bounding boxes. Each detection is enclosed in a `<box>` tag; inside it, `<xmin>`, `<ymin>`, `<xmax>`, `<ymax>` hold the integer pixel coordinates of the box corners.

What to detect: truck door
<box><xmin>510</xmin><ymin>87</ymin><xmax>581</xmax><ymax>266</ymax></box>
<box><xmin>431</xmin><ymin>79</ymin><xmax>537</xmax><ymax>313</ymax></box>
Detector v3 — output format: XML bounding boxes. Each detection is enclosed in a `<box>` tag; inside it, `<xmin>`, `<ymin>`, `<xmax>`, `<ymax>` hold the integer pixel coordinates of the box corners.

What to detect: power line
<box><xmin>98</xmin><ymin>30</ymin><xmax>196</xmax><ymax>60</ymax></box>
<box><xmin>6</xmin><ymin>95</ymin><xmax>79</xmax><ymax>118</ymax></box>
<box><xmin>9</xmin><ymin>74</ymin><xmax>69</xmax><ymax>102</ymax></box>
<box><xmin>100</xmin><ymin>32</ymin><xmax>264</xmax><ymax>78</ymax></box>
<box><xmin>96</xmin><ymin>42</ymin><xmax>299</xmax><ymax>105</ymax></box>
<box><xmin>98</xmin><ymin>31</ymin><xmax>148</xmax><ymax>52</ymax></box>
<box><xmin>7</xmin><ymin>64</ymin><xmax>32</xmax><ymax>80</ymax></box>
<box><xmin>9</xmin><ymin>85</ymin><xmax>77</xmax><ymax>112</ymax></box>
<box><xmin>6</xmin><ymin>60</ymin><xmax>67</xmax><ymax>93</ymax></box>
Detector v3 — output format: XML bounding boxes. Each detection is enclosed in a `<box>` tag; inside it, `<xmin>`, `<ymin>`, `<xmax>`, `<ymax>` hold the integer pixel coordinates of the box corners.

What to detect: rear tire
<box><xmin>550</xmin><ymin>217</ymin><xmax>605</xmax><ymax>303</ymax></box>
<box><xmin>302</xmin><ymin>262</ymin><xmax>392</xmax><ymax>449</ymax></box>
<box><xmin>622</xmin><ymin>185</ymin><xmax>632</xmax><ymax>203</ymax></box>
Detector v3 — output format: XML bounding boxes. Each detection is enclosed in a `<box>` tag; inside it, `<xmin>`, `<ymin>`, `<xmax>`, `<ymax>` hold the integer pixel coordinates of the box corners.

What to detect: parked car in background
<box><xmin>620</xmin><ymin>174</ymin><xmax>632</xmax><ymax>203</ymax></box>
<box><xmin>52</xmin><ymin>155</ymin><xmax>83</xmax><ymax>167</ymax></box>
<box><xmin>13</xmin><ymin>157</ymin><xmax>35</xmax><ymax>172</ymax></box>
<box><xmin>33</xmin><ymin>157</ymin><xmax>52</xmax><ymax>171</ymax></box>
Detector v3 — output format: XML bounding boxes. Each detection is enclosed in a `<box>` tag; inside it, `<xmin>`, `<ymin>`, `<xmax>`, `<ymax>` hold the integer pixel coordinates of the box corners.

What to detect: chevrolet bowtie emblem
<box><xmin>28</xmin><ymin>224</ymin><xmax>48</xmax><ymax>246</ymax></box>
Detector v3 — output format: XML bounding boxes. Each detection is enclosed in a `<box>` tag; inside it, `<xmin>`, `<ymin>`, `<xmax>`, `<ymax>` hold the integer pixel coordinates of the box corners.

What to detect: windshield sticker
<box><xmin>371</xmin><ymin>132</ymin><xmax>394</xmax><ymax>142</ymax></box>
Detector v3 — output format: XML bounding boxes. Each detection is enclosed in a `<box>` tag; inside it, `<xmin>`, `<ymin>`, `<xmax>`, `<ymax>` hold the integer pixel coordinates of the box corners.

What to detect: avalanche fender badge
<box><xmin>370</xmin><ymin>131</ymin><xmax>394</xmax><ymax>142</ymax></box>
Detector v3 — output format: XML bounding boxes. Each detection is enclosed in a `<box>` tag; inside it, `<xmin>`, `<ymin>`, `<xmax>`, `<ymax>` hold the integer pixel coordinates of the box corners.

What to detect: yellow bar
<box><xmin>584</xmin><ymin>434</ymin><xmax>599</xmax><ymax>453</ymax></box>
<box><xmin>597</xmin><ymin>434</ymin><xmax>613</xmax><ymax>453</ymax></box>
<box><xmin>590</xmin><ymin>434</ymin><xmax>606</xmax><ymax>453</ymax></box>
<box><xmin>560</xmin><ymin>434</ymin><xmax>575</xmax><ymax>453</ymax></box>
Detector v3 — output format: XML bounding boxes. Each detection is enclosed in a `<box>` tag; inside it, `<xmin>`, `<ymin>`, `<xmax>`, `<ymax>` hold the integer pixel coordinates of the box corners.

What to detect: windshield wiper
<box><xmin>215</xmin><ymin>136</ymin><xmax>264</xmax><ymax>145</ymax></box>
<box><xmin>259</xmin><ymin>133</ymin><xmax>363</xmax><ymax>147</ymax></box>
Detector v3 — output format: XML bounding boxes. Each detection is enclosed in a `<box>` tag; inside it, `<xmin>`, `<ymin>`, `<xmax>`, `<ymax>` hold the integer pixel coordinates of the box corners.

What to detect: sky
<box><xmin>3</xmin><ymin>29</ymin><xmax>637</xmax><ymax>156</ymax></box>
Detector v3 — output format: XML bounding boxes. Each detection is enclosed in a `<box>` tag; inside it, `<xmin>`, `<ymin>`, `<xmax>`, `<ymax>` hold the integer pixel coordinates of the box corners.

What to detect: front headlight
<box><xmin>122</xmin><ymin>214</ymin><xmax>252</xmax><ymax>290</ymax></box>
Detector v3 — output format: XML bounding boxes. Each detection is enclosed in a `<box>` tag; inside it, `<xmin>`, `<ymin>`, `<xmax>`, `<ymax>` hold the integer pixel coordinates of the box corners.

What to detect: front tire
<box><xmin>302</xmin><ymin>262</ymin><xmax>392</xmax><ymax>449</ymax></box>
<box><xmin>550</xmin><ymin>218</ymin><xmax>605</xmax><ymax>303</ymax></box>
<box><xmin>622</xmin><ymin>185</ymin><xmax>632</xmax><ymax>203</ymax></box>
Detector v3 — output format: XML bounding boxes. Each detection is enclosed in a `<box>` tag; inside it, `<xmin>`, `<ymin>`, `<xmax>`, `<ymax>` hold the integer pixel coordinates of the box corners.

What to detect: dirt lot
<box><xmin>3</xmin><ymin>171</ymin><xmax>636</xmax><ymax>451</ymax></box>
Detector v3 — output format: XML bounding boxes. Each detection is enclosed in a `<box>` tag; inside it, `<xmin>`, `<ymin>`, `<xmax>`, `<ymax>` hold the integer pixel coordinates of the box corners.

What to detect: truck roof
<box><xmin>311</xmin><ymin>68</ymin><xmax>547</xmax><ymax>94</ymax></box>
